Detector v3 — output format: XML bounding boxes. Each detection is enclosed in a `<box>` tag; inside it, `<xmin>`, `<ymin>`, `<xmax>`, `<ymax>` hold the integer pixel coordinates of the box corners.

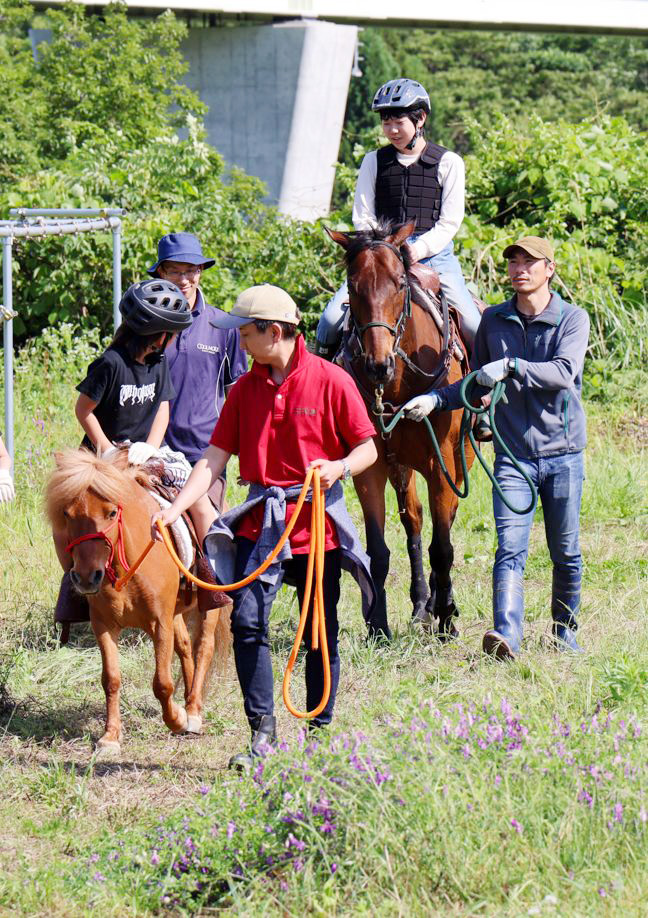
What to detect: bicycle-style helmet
<box><xmin>119</xmin><ymin>279</ymin><xmax>192</xmax><ymax>335</ymax></box>
<box><xmin>372</xmin><ymin>78</ymin><xmax>430</xmax><ymax>114</ymax></box>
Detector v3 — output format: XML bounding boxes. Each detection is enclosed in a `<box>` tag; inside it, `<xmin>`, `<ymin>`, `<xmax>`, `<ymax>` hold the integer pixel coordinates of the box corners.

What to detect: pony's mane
<box><xmin>344</xmin><ymin>218</ymin><xmax>412</xmax><ymax>271</ymax></box>
<box><xmin>46</xmin><ymin>448</ymin><xmax>150</xmax><ymax>526</ymax></box>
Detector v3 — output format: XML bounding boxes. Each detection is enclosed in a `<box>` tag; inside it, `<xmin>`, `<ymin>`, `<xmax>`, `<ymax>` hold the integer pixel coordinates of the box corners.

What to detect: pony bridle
<box><xmin>65</xmin><ymin>505</ymin><xmax>130</xmax><ymax>586</ymax></box>
<box><xmin>349</xmin><ymin>241</ymin><xmax>412</xmax><ymax>355</ymax></box>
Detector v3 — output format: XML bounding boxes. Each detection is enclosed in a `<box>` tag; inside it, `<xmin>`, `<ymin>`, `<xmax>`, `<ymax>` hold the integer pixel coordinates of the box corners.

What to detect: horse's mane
<box><xmin>46</xmin><ymin>448</ymin><xmax>151</xmax><ymax>527</ymax></box>
<box><xmin>344</xmin><ymin>218</ymin><xmax>412</xmax><ymax>271</ymax></box>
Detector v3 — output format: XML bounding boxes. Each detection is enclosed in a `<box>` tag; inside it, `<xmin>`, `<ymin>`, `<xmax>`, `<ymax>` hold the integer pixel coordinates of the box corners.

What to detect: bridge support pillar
<box><xmin>183</xmin><ymin>19</ymin><xmax>358</xmax><ymax>220</ymax></box>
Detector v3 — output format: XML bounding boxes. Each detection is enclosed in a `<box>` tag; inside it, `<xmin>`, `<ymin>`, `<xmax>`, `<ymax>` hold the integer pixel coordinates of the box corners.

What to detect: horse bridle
<box><xmin>348</xmin><ymin>241</ymin><xmax>412</xmax><ymax>355</ymax></box>
<box><xmin>65</xmin><ymin>505</ymin><xmax>131</xmax><ymax>586</ymax></box>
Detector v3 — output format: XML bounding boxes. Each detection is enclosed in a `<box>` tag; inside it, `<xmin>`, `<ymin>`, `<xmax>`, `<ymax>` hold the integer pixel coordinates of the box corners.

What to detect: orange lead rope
<box><xmin>114</xmin><ymin>469</ymin><xmax>330</xmax><ymax>719</ymax></box>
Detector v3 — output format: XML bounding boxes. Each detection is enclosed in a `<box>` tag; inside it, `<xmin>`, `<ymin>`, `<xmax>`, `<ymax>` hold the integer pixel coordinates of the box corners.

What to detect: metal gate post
<box><xmin>2</xmin><ymin>236</ymin><xmax>14</xmax><ymax>468</ymax></box>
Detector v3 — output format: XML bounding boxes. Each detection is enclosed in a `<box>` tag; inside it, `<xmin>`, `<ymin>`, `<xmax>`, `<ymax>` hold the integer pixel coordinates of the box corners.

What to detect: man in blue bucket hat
<box><xmin>148</xmin><ymin>233</ymin><xmax>247</xmax><ymax>537</ymax></box>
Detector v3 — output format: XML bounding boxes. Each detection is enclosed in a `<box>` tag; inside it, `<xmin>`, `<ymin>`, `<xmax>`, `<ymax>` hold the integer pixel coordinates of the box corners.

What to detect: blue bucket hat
<box><xmin>147</xmin><ymin>232</ymin><xmax>215</xmax><ymax>275</ymax></box>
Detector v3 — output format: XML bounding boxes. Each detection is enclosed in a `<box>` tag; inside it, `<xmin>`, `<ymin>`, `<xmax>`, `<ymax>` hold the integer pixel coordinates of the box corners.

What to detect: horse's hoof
<box><xmin>367</xmin><ymin>625</ymin><xmax>392</xmax><ymax>644</ymax></box>
<box><xmin>411</xmin><ymin>606</ymin><xmax>434</xmax><ymax>628</ymax></box>
<box><xmin>435</xmin><ymin>616</ymin><xmax>459</xmax><ymax>643</ymax></box>
<box><xmin>95</xmin><ymin>738</ymin><xmax>121</xmax><ymax>758</ymax></box>
<box><xmin>170</xmin><ymin>706</ymin><xmax>189</xmax><ymax>734</ymax></box>
<box><xmin>185</xmin><ymin>714</ymin><xmax>203</xmax><ymax>735</ymax></box>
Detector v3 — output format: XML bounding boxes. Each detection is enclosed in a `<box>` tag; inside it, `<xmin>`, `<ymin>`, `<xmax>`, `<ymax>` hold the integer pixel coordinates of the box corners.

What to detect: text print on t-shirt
<box><xmin>119</xmin><ymin>383</ymin><xmax>156</xmax><ymax>406</ymax></box>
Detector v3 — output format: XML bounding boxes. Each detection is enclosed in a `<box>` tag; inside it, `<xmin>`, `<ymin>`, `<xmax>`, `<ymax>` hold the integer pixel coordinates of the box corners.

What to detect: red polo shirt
<box><xmin>210</xmin><ymin>335</ymin><xmax>375</xmax><ymax>552</ymax></box>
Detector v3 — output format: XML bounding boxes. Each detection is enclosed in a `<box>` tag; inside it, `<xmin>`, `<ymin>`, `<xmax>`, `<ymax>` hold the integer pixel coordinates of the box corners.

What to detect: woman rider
<box><xmin>315</xmin><ymin>77</ymin><xmax>481</xmax><ymax>360</ymax></box>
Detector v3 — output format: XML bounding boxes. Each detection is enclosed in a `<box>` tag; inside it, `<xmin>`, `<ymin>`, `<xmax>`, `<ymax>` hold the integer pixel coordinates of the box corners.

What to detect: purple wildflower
<box><xmin>331</xmin><ymin>862</ymin><xmax>338</xmax><ymax>874</ymax></box>
<box><xmin>510</xmin><ymin>818</ymin><xmax>523</xmax><ymax>834</ymax></box>
<box><xmin>227</xmin><ymin>821</ymin><xmax>237</xmax><ymax>839</ymax></box>
<box><xmin>199</xmin><ymin>784</ymin><xmax>209</xmax><ymax>795</ymax></box>
<box><xmin>151</xmin><ymin>851</ymin><xmax>160</xmax><ymax>866</ymax></box>
<box><xmin>613</xmin><ymin>803</ymin><xmax>623</xmax><ymax>823</ymax></box>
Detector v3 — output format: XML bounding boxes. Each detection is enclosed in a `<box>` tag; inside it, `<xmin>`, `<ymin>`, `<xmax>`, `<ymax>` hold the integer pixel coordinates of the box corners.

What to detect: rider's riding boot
<box><xmin>54</xmin><ymin>572</ymin><xmax>90</xmax><ymax>645</ymax></box>
<box><xmin>474</xmin><ymin>414</ymin><xmax>493</xmax><ymax>442</ymax></box>
<box><xmin>551</xmin><ymin>569</ymin><xmax>584</xmax><ymax>653</ymax></box>
<box><xmin>314</xmin><ymin>337</ymin><xmax>340</xmax><ymax>362</ymax></box>
<box><xmin>228</xmin><ymin>714</ymin><xmax>277</xmax><ymax>772</ymax></box>
<box><xmin>482</xmin><ymin>570</ymin><xmax>524</xmax><ymax>660</ymax></box>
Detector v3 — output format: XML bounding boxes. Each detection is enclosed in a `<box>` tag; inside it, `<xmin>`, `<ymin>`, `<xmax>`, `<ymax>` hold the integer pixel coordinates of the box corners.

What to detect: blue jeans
<box><xmin>493</xmin><ymin>452</ymin><xmax>584</xmax><ymax>582</ymax></box>
<box><xmin>230</xmin><ymin>537</ymin><xmax>342</xmax><ymax>726</ymax></box>
<box><xmin>316</xmin><ymin>238</ymin><xmax>480</xmax><ymax>347</ymax></box>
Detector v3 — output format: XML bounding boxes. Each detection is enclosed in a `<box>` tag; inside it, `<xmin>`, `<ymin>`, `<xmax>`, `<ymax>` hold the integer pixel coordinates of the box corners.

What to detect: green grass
<box><xmin>0</xmin><ymin>328</ymin><xmax>647</xmax><ymax>915</ymax></box>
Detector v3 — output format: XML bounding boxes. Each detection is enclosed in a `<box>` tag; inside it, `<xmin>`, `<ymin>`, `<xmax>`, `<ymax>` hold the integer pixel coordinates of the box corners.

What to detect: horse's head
<box><xmin>326</xmin><ymin>219</ymin><xmax>415</xmax><ymax>385</ymax></box>
<box><xmin>47</xmin><ymin>449</ymin><xmax>134</xmax><ymax>595</ymax></box>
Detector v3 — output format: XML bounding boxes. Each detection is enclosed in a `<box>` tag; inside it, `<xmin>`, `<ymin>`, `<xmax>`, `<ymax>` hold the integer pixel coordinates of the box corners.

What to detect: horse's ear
<box><xmin>324</xmin><ymin>225</ymin><xmax>351</xmax><ymax>250</ymax></box>
<box><xmin>53</xmin><ymin>451</ymin><xmax>65</xmax><ymax>469</ymax></box>
<box><xmin>389</xmin><ymin>220</ymin><xmax>417</xmax><ymax>250</ymax></box>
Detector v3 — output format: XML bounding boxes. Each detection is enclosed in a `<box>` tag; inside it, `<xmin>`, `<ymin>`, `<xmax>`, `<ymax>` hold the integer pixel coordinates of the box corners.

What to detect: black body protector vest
<box><xmin>375</xmin><ymin>141</ymin><xmax>449</xmax><ymax>232</ymax></box>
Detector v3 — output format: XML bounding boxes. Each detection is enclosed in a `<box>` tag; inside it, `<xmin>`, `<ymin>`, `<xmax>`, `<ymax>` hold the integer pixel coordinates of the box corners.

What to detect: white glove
<box><xmin>128</xmin><ymin>442</ymin><xmax>160</xmax><ymax>466</ymax></box>
<box><xmin>403</xmin><ymin>392</ymin><xmax>441</xmax><ymax>422</ymax></box>
<box><xmin>476</xmin><ymin>358</ymin><xmax>512</xmax><ymax>388</ymax></box>
<box><xmin>0</xmin><ymin>469</ymin><xmax>15</xmax><ymax>503</ymax></box>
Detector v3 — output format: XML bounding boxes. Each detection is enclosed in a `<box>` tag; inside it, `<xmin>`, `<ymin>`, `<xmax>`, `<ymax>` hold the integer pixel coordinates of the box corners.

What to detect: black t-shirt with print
<box><xmin>76</xmin><ymin>344</ymin><xmax>175</xmax><ymax>450</ymax></box>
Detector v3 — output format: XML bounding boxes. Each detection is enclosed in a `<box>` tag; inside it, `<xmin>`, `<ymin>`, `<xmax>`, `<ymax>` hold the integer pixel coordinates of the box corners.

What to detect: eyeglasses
<box><xmin>161</xmin><ymin>265</ymin><xmax>202</xmax><ymax>279</ymax></box>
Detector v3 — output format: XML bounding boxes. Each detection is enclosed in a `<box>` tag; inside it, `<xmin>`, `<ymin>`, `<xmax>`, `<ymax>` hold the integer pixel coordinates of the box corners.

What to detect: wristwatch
<box><xmin>506</xmin><ymin>357</ymin><xmax>517</xmax><ymax>377</ymax></box>
<box><xmin>340</xmin><ymin>459</ymin><xmax>352</xmax><ymax>481</ymax></box>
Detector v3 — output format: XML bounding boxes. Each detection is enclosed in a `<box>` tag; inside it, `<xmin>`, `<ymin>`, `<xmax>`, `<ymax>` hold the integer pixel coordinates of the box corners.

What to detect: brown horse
<box><xmin>327</xmin><ymin>219</ymin><xmax>475</xmax><ymax>640</ymax></box>
<box><xmin>46</xmin><ymin>449</ymin><xmax>231</xmax><ymax>754</ymax></box>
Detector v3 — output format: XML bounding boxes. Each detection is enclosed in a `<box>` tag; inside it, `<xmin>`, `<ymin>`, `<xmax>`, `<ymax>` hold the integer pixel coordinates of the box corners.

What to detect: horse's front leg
<box><xmin>388</xmin><ymin>464</ymin><xmax>430</xmax><ymax>624</ymax></box>
<box><xmin>354</xmin><ymin>455</ymin><xmax>391</xmax><ymax>640</ymax></box>
<box><xmin>152</xmin><ymin>616</ymin><xmax>188</xmax><ymax>734</ymax></box>
<box><xmin>91</xmin><ymin>615</ymin><xmax>123</xmax><ymax>753</ymax></box>
<box><xmin>425</xmin><ymin>459</ymin><xmax>461</xmax><ymax>641</ymax></box>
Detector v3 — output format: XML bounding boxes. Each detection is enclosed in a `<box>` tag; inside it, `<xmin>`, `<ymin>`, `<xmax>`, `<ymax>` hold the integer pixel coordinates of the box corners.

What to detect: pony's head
<box><xmin>46</xmin><ymin>449</ymin><xmax>147</xmax><ymax>594</ymax></box>
<box><xmin>326</xmin><ymin>219</ymin><xmax>415</xmax><ymax>384</ymax></box>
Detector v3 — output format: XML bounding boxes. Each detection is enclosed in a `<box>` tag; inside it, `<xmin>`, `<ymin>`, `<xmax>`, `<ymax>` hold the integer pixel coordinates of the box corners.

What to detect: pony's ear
<box><xmin>324</xmin><ymin>225</ymin><xmax>351</xmax><ymax>250</ymax></box>
<box><xmin>53</xmin><ymin>451</ymin><xmax>66</xmax><ymax>469</ymax></box>
<box><xmin>389</xmin><ymin>220</ymin><xmax>417</xmax><ymax>249</ymax></box>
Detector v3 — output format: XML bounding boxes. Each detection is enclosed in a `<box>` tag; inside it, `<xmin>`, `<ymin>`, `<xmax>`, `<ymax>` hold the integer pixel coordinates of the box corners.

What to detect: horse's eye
<box><xmin>62</xmin><ymin>509</ymin><xmax>69</xmax><ymax>519</ymax></box>
<box><xmin>107</xmin><ymin>509</ymin><xmax>117</xmax><ymax>519</ymax></box>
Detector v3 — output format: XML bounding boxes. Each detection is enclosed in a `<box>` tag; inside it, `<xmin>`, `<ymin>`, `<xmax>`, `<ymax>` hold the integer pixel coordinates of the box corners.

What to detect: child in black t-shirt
<box><xmin>75</xmin><ymin>320</ymin><xmax>176</xmax><ymax>456</ymax></box>
<box><xmin>53</xmin><ymin>279</ymin><xmax>193</xmax><ymax>641</ymax></box>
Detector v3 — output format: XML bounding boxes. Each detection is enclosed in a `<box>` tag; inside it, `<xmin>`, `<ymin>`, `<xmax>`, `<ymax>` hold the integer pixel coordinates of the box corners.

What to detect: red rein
<box><xmin>65</xmin><ymin>505</ymin><xmax>130</xmax><ymax>586</ymax></box>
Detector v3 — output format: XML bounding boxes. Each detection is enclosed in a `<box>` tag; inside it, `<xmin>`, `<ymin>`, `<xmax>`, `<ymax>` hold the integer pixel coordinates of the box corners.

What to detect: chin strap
<box><xmin>405</xmin><ymin>127</ymin><xmax>423</xmax><ymax>151</ymax></box>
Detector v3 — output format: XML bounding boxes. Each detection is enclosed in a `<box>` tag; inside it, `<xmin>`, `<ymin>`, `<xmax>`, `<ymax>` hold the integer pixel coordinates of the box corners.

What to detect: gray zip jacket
<box><xmin>438</xmin><ymin>292</ymin><xmax>589</xmax><ymax>458</ymax></box>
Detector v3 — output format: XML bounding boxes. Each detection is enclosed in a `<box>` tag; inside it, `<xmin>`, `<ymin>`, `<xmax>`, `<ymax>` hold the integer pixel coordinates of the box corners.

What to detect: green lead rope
<box><xmin>373</xmin><ymin>370</ymin><xmax>537</xmax><ymax>515</ymax></box>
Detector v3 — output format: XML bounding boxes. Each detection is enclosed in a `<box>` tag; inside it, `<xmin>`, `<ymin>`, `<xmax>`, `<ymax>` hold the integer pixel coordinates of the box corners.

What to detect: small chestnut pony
<box><xmin>46</xmin><ymin>448</ymin><xmax>231</xmax><ymax>754</ymax></box>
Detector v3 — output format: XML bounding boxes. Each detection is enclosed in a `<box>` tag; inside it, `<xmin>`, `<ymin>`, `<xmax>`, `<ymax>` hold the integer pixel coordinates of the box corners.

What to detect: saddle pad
<box><xmin>149</xmin><ymin>492</ymin><xmax>194</xmax><ymax>570</ymax></box>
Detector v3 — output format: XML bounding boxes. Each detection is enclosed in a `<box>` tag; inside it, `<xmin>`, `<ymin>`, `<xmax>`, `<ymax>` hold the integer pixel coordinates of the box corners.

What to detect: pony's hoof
<box><xmin>170</xmin><ymin>706</ymin><xmax>188</xmax><ymax>734</ymax></box>
<box><xmin>95</xmin><ymin>738</ymin><xmax>121</xmax><ymax>758</ymax></box>
<box><xmin>185</xmin><ymin>714</ymin><xmax>203</xmax><ymax>735</ymax></box>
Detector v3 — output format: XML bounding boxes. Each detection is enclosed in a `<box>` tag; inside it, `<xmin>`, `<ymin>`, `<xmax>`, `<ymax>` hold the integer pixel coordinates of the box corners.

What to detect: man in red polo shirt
<box><xmin>152</xmin><ymin>284</ymin><xmax>377</xmax><ymax>769</ymax></box>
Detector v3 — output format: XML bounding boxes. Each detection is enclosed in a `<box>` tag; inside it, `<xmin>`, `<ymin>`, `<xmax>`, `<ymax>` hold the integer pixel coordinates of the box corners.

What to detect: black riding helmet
<box><xmin>119</xmin><ymin>279</ymin><xmax>192</xmax><ymax>335</ymax></box>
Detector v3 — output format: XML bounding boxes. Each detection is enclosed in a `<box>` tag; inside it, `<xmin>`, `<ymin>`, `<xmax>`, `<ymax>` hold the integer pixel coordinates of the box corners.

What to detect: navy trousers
<box><xmin>230</xmin><ymin>537</ymin><xmax>342</xmax><ymax>726</ymax></box>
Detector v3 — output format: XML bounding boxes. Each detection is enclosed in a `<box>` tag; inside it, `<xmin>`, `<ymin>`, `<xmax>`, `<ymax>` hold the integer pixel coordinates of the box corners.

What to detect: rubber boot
<box><xmin>482</xmin><ymin>570</ymin><xmax>524</xmax><ymax>660</ymax></box>
<box><xmin>228</xmin><ymin>714</ymin><xmax>277</xmax><ymax>772</ymax></box>
<box><xmin>54</xmin><ymin>572</ymin><xmax>90</xmax><ymax>645</ymax></box>
<box><xmin>551</xmin><ymin>569</ymin><xmax>584</xmax><ymax>653</ymax></box>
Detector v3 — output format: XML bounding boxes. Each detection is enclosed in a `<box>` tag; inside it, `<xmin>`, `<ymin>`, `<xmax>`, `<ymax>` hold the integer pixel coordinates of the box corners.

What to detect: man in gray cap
<box><xmin>403</xmin><ymin>236</ymin><xmax>590</xmax><ymax>658</ymax></box>
<box><xmin>152</xmin><ymin>284</ymin><xmax>377</xmax><ymax>768</ymax></box>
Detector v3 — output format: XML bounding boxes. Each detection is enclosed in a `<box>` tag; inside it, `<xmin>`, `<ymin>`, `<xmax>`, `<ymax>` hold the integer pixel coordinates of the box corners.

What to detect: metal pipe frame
<box><xmin>1</xmin><ymin>211</ymin><xmax>124</xmax><ymax>469</ymax></box>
